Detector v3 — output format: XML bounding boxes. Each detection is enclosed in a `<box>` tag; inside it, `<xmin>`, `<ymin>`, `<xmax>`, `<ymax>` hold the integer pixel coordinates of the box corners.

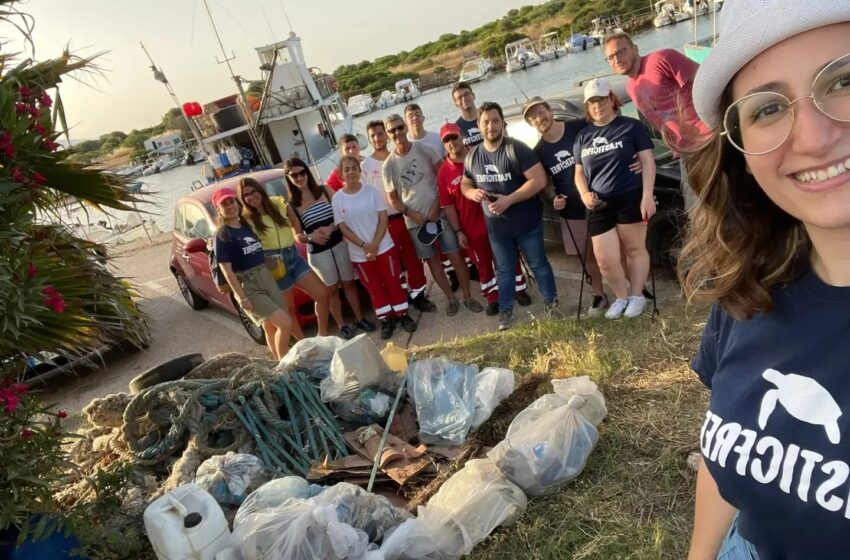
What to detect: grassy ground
<box><xmin>415</xmin><ymin>297</ymin><xmax>711</xmax><ymax>560</ymax></box>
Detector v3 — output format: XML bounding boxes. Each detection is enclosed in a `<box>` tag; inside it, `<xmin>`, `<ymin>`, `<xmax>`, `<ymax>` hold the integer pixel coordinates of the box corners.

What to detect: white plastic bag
<box><xmin>235</xmin><ymin>477</ymin><xmax>324</xmax><ymax>528</ymax></box>
<box><xmin>277</xmin><ymin>336</ymin><xmax>345</xmax><ymax>379</ymax></box>
<box><xmin>194</xmin><ymin>452</ymin><xmax>267</xmax><ymax>506</ymax></box>
<box><xmin>380</xmin><ymin>459</ymin><xmax>526</xmax><ymax>560</ymax></box>
<box><xmin>321</xmin><ymin>334</ymin><xmax>395</xmax><ymax>402</ymax></box>
<box><xmin>551</xmin><ymin>376</ymin><xmax>607</xmax><ymax>426</ymax></box>
<box><xmin>487</xmin><ymin>378</ymin><xmax>603</xmax><ymax>496</ymax></box>
<box><xmin>471</xmin><ymin>367</ymin><xmax>515</xmax><ymax>429</ymax></box>
<box><xmin>408</xmin><ymin>359</ymin><xmax>478</xmax><ymax>445</ymax></box>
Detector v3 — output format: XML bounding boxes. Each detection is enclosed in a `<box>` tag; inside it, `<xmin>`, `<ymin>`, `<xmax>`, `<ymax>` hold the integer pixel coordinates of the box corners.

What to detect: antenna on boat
<box><xmin>279</xmin><ymin>0</ymin><xmax>294</xmax><ymax>33</ymax></box>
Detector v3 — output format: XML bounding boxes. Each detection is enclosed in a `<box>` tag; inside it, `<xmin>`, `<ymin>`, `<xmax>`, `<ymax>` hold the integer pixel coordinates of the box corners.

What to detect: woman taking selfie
<box><xmin>211</xmin><ymin>188</ymin><xmax>292</xmax><ymax>359</ymax></box>
<box><xmin>237</xmin><ymin>176</ymin><xmax>332</xmax><ymax>339</ymax></box>
<box><xmin>284</xmin><ymin>157</ymin><xmax>375</xmax><ymax>339</ymax></box>
<box><xmin>684</xmin><ymin>2</ymin><xmax>850</xmax><ymax>559</ymax></box>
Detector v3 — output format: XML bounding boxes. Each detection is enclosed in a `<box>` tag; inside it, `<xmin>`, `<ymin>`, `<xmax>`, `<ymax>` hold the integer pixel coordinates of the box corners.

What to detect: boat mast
<box><xmin>200</xmin><ymin>0</ymin><xmax>273</xmax><ymax>166</ymax></box>
<box><xmin>140</xmin><ymin>42</ymin><xmax>208</xmax><ymax>156</ymax></box>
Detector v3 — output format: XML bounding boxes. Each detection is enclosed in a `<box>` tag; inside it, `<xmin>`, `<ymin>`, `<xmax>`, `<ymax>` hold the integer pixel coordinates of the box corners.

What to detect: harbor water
<box><xmin>70</xmin><ymin>20</ymin><xmax>708</xmax><ymax>240</ymax></box>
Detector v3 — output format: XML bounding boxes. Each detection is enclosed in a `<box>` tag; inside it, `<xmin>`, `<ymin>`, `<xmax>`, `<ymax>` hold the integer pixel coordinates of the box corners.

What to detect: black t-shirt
<box><xmin>692</xmin><ymin>270</ymin><xmax>850</xmax><ymax>560</ymax></box>
<box><xmin>463</xmin><ymin>138</ymin><xmax>541</xmax><ymax>239</ymax></box>
<box><xmin>455</xmin><ymin>116</ymin><xmax>483</xmax><ymax>147</ymax></box>
<box><xmin>574</xmin><ymin>115</ymin><xmax>653</xmax><ymax>198</ymax></box>
<box><xmin>213</xmin><ymin>224</ymin><xmax>265</xmax><ymax>272</ymax></box>
<box><xmin>535</xmin><ymin>119</ymin><xmax>588</xmax><ymax>220</ymax></box>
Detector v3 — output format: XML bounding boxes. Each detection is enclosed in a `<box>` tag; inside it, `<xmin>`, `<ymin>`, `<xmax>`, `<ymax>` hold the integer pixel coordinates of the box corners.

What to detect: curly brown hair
<box><xmin>237</xmin><ymin>176</ymin><xmax>289</xmax><ymax>235</ymax></box>
<box><xmin>677</xmin><ymin>87</ymin><xmax>810</xmax><ymax>320</ymax></box>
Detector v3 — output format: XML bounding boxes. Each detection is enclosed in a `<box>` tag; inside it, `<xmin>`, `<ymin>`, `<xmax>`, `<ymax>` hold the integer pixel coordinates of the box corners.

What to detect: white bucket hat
<box><xmin>693</xmin><ymin>0</ymin><xmax>850</xmax><ymax>128</ymax></box>
<box><xmin>583</xmin><ymin>78</ymin><xmax>612</xmax><ymax>103</ymax></box>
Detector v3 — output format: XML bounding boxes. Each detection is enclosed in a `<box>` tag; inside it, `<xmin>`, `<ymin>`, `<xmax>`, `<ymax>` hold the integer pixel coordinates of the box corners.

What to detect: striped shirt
<box><xmin>293</xmin><ymin>199</ymin><xmax>342</xmax><ymax>253</ymax></box>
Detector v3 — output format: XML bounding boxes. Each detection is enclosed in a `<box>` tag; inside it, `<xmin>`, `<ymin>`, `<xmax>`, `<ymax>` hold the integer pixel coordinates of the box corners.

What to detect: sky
<box><xmin>12</xmin><ymin>0</ymin><xmax>534</xmax><ymax>140</ymax></box>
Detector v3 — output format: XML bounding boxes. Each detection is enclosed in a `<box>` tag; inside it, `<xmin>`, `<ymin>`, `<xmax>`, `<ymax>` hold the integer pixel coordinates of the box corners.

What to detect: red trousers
<box><xmin>353</xmin><ymin>248</ymin><xmax>409</xmax><ymax>320</ymax></box>
<box><xmin>387</xmin><ymin>215</ymin><xmax>427</xmax><ymax>299</ymax></box>
<box><xmin>466</xmin><ymin>233</ymin><xmax>527</xmax><ymax>304</ymax></box>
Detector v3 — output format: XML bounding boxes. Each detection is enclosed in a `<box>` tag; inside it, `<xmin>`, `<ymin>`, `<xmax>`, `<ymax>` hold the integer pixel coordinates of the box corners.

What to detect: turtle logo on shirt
<box><xmin>549</xmin><ymin>150</ymin><xmax>576</xmax><ymax>175</ymax></box>
<box><xmin>484</xmin><ymin>164</ymin><xmax>500</xmax><ymax>174</ymax></box>
<box><xmin>463</xmin><ymin>127</ymin><xmax>483</xmax><ymax>145</ymax></box>
<box><xmin>592</xmin><ymin>137</ymin><xmax>610</xmax><ymax>147</ymax></box>
<box><xmin>554</xmin><ymin>150</ymin><xmax>572</xmax><ymax>161</ymax></box>
<box><xmin>241</xmin><ymin>235</ymin><xmax>262</xmax><ymax>255</ymax></box>
<box><xmin>758</xmin><ymin>368</ymin><xmax>842</xmax><ymax>445</ymax></box>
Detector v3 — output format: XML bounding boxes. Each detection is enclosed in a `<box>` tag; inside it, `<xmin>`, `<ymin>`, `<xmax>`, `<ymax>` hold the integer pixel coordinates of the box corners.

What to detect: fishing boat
<box><xmin>566</xmin><ymin>32</ymin><xmax>593</xmax><ymax>53</ymax></box>
<box><xmin>346</xmin><ymin>94</ymin><xmax>375</xmax><ymax>117</ymax></box>
<box><xmin>588</xmin><ymin>15</ymin><xmax>623</xmax><ymax>46</ymax></box>
<box><xmin>505</xmin><ymin>38</ymin><xmax>543</xmax><ymax>73</ymax></box>
<box><xmin>653</xmin><ymin>1</ymin><xmax>691</xmax><ymax>27</ymax></box>
<box><xmin>394</xmin><ymin>79</ymin><xmax>421</xmax><ymax>103</ymax></box>
<box><xmin>376</xmin><ymin>90</ymin><xmax>396</xmax><ymax>109</ymax></box>
<box><xmin>458</xmin><ymin>57</ymin><xmax>493</xmax><ymax>83</ymax></box>
<box><xmin>537</xmin><ymin>32</ymin><xmax>566</xmax><ymax>60</ymax></box>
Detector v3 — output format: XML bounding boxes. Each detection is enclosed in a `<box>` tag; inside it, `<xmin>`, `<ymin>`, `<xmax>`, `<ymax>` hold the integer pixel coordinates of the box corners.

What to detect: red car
<box><xmin>169</xmin><ymin>169</ymin><xmax>317</xmax><ymax>344</ymax></box>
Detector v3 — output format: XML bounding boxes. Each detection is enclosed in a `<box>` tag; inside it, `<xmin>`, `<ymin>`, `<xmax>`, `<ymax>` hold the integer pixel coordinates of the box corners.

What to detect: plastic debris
<box><xmin>235</xmin><ymin>477</ymin><xmax>324</xmax><ymax>526</ymax></box>
<box><xmin>408</xmin><ymin>359</ymin><xmax>478</xmax><ymax>445</ymax></box>
<box><xmin>277</xmin><ymin>336</ymin><xmax>346</xmax><ymax>379</ymax></box>
<box><xmin>471</xmin><ymin>367</ymin><xmax>515</xmax><ymax>429</ymax></box>
<box><xmin>321</xmin><ymin>335</ymin><xmax>396</xmax><ymax>402</ymax></box>
<box><xmin>194</xmin><ymin>452</ymin><xmax>267</xmax><ymax>506</ymax></box>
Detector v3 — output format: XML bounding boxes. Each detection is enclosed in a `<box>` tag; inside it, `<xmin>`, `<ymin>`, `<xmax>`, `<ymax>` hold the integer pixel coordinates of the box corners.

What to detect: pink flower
<box><xmin>56</xmin><ymin>410</ymin><xmax>67</xmax><ymax>419</ymax></box>
<box><xmin>11</xmin><ymin>167</ymin><xmax>26</xmax><ymax>184</ymax></box>
<box><xmin>15</xmin><ymin>102</ymin><xmax>28</xmax><ymax>115</ymax></box>
<box><xmin>0</xmin><ymin>388</ymin><xmax>20</xmax><ymax>414</ymax></box>
<box><xmin>32</xmin><ymin>171</ymin><xmax>46</xmax><ymax>185</ymax></box>
<box><xmin>27</xmin><ymin>105</ymin><xmax>40</xmax><ymax>119</ymax></box>
<box><xmin>21</xmin><ymin>429</ymin><xmax>34</xmax><ymax>441</ymax></box>
<box><xmin>44</xmin><ymin>139</ymin><xmax>59</xmax><ymax>152</ymax></box>
<box><xmin>0</xmin><ymin>132</ymin><xmax>15</xmax><ymax>159</ymax></box>
<box><xmin>11</xmin><ymin>384</ymin><xmax>28</xmax><ymax>395</ymax></box>
<box><xmin>43</xmin><ymin>285</ymin><xmax>65</xmax><ymax>313</ymax></box>
<box><xmin>39</xmin><ymin>92</ymin><xmax>52</xmax><ymax>107</ymax></box>
<box><xmin>33</xmin><ymin>123</ymin><xmax>47</xmax><ymax>137</ymax></box>
<box><xmin>27</xmin><ymin>262</ymin><xmax>38</xmax><ymax>279</ymax></box>
<box><xmin>18</xmin><ymin>85</ymin><xmax>32</xmax><ymax>99</ymax></box>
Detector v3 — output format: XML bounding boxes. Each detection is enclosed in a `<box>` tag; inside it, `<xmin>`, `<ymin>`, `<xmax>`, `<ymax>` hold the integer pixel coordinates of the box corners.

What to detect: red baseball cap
<box><xmin>439</xmin><ymin>122</ymin><xmax>462</xmax><ymax>141</ymax></box>
<box><xmin>211</xmin><ymin>187</ymin><xmax>237</xmax><ymax>209</ymax></box>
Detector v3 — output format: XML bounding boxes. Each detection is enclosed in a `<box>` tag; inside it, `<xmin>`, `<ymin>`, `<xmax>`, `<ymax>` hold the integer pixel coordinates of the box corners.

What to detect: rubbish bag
<box><xmin>232</xmin><ymin>498</ymin><xmax>372</xmax><ymax>560</ymax></box>
<box><xmin>318</xmin><ymin>483</ymin><xmax>411</xmax><ymax>543</ymax></box>
<box><xmin>380</xmin><ymin>459</ymin><xmax>526</xmax><ymax>560</ymax></box>
<box><xmin>235</xmin><ymin>477</ymin><xmax>324</xmax><ymax>528</ymax></box>
<box><xmin>194</xmin><ymin>452</ymin><xmax>267</xmax><ymax>506</ymax></box>
<box><xmin>470</xmin><ymin>367</ymin><xmax>515</xmax><ymax>429</ymax></box>
<box><xmin>321</xmin><ymin>334</ymin><xmax>397</xmax><ymax>402</ymax></box>
<box><xmin>330</xmin><ymin>388</ymin><xmax>395</xmax><ymax>426</ymax></box>
<box><xmin>551</xmin><ymin>376</ymin><xmax>607</xmax><ymax>426</ymax></box>
<box><xmin>408</xmin><ymin>359</ymin><xmax>478</xmax><ymax>446</ymax></box>
<box><xmin>277</xmin><ymin>336</ymin><xmax>345</xmax><ymax>379</ymax></box>
<box><xmin>487</xmin><ymin>378</ymin><xmax>604</xmax><ymax>496</ymax></box>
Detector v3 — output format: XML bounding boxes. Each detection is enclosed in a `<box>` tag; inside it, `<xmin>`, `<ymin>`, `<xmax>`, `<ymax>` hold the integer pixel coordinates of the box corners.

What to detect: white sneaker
<box><xmin>586</xmin><ymin>294</ymin><xmax>609</xmax><ymax>317</ymax></box>
<box><xmin>624</xmin><ymin>295</ymin><xmax>647</xmax><ymax>318</ymax></box>
<box><xmin>605</xmin><ymin>298</ymin><xmax>629</xmax><ymax>319</ymax></box>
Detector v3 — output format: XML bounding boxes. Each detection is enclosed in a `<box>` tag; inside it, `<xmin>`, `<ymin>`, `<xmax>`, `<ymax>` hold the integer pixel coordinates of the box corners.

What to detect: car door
<box><xmin>181</xmin><ymin>202</ymin><xmax>227</xmax><ymax>304</ymax></box>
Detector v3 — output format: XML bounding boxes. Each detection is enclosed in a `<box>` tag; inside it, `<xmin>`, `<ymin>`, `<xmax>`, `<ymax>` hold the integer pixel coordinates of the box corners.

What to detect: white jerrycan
<box><xmin>143</xmin><ymin>483</ymin><xmax>231</xmax><ymax>560</ymax></box>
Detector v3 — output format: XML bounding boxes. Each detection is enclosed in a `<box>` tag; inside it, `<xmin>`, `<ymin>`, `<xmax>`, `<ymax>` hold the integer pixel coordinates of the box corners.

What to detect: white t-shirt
<box><xmin>382</xmin><ymin>142</ymin><xmax>442</xmax><ymax>228</ymax></box>
<box><xmin>409</xmin><ymin>130</ymin><xmax>446</xmax><ymax>158</ymax></box>
<box><xmin>361</xmin><ymin>155</ymin><xmax>398</xmax><ymax>216</ymax></box>
<box><xmin>332</xmin><ymin>184</ymin><xmax>394</xmax><ymax>262</ymax></box>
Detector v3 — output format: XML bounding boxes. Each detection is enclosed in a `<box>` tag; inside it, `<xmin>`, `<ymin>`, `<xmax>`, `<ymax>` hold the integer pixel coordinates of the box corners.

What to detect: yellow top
<box><xmin>254</xmin><ymin>196</ymin><xmax>295</xmax><ymax>250</ymax></box>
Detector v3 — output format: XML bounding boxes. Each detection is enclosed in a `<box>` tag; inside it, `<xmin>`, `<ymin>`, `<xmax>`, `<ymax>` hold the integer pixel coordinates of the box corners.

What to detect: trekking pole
<box><xmin>560</xmin><ymin>213</ymin><xmax>592</xmax><ymax>320</ymax></box>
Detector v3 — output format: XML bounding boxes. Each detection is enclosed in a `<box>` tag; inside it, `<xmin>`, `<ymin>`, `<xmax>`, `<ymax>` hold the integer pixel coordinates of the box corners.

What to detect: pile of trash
<box><xmin>62</xmin><ymin>333</ymin><xmax>607</xmax><ymax>559</ymax></box>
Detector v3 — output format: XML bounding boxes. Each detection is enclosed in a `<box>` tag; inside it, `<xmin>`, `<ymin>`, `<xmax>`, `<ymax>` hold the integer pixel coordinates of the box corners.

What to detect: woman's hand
<box><xmin>364</xmin><ymin>241</ymin><xmax>379</xmax><ymax>256</ymax></box>
<box><xmin>628</xmin><ymin>154</ymin><xmax>643</xmax><ymax>174</ymax></box>
<box><xmin>310</xmin><ymin>229</ymin><xmax>330</xmax><ymax>244</ymax></box>
<box><xmin>487</xmin><ymin>193</ymin><xmax>513</xmax><ymax>215</ymax></box>
<box><xmin>641</xmin><ymin>194</ymin><xmax>657</xmax><ymax>222</ymax></box>
<box><xmin>553</xmin><ymin>194</ymin><xmax>567</xmax><ymax>211</ymax></box>
<box><xmin>238</xmin><ymin>296</ymin><xmax>254</xmax><ymax>312</ymax></box>
<box><xmin>580</xmin><ymin>191</ymin><xmax>598</xmax><ymax>210</ymax></box>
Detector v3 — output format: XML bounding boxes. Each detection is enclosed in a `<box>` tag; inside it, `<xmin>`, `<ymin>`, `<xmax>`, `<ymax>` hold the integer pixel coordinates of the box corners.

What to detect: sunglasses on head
<box><xmin>387</xmin><ymin>124</ymin><xmax>406</xmax><ymax>135</ymax></box>
<box><xmin>288</xmin><ymin>169</ymin><xmax>308</xmax><ymax>179</ymax></box>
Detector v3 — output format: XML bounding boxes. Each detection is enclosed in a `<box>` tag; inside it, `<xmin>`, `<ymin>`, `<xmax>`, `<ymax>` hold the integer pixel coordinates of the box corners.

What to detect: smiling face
<box><xmin>604</xmin><ymin>37</ymin><xmax>638</xmax><ymax>76</ymax></box>
<box><xmin>525</xmin><ymin>103</ymin><xmax>554</xmax><ymax>134</ymax></box>
<box><xmin>479</xmin><ymin>109</ymin><xmax>504</xmax><ymax>143</ymax></box>
<box><xmin>340</xmin><ymin>159</ymin><xmax>361</xmax><ymax>185</ymax></box>
<box><xmin>730</xmin><ymin>23</ymin><xmax>850</xmax><ymax>233</ymax></box>
<box><xmin>286</xmin><ymin>166</ymin><xmax>308</xmax><ymax>190</ymax></box>
<box><xmin>586</xmin><ymin>95</ymin><xmax>615</xmax><ymax>124</ymax></box>
<box><xmin>452</xmin><ymin>87</ymin><xmax>475</xmax><ymax>112</ymax></box>
<box><xmin>368</xmin><ymin>125</ymin><xmax>388</xmax><ymax>151</ymax></box>
<box><xmin>217</xmin><ymin>197</ymin><xmax>240</xmax><ymax>220</ymax></box>
<box><xmin>405</xmin><ymin>108</ymin><xmax>425</xmax><ymax>130</ymax></box>
<box><xmin>443</xmin><ymin>134</ymin><xmax>465</xmax><ymax>160</ymax></box>
<box><xmin>341</xmin><ymin>140</ymin><xmax>360</xmax><ymax>158</ymax></box>
<box><xmin>386</xmin><ymin>118</ymin><xmax>409</xmax><ymax>148</ymax></box>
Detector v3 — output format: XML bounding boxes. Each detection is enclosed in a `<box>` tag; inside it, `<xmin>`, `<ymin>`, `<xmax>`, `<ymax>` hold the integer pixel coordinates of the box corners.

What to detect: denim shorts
<box><xmin>265</xmin><ymin>245</ymin><xmax>313</xmax><ymax>292</ymax></box>
<box><xmin>717</xmin><ymin>514</ymin><xmax>759</xmax><ymax>560</ymax></box>
<box><xmin>409</xmin><ymin>215</ymin><xmax>460</xmax><ymax>259</ymax></box>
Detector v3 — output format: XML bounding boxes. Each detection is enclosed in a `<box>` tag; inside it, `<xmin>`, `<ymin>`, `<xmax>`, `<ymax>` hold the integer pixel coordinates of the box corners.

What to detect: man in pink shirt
<box><xmin>604</xmin><ymin>32</ymin><xmax>710</xmax><ymax>213</ymax></box>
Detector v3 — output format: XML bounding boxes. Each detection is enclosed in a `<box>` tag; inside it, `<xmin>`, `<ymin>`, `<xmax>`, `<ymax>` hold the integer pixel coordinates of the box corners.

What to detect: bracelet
<box><xmin>360</xmin><ymin>240</ymin><xmax>366</xmax><ymax>248</ymax></box>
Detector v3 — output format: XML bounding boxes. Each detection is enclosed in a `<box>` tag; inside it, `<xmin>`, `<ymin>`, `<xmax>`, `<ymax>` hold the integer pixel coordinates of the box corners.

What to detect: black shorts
<box><xmin>587</xmin><ymin>189</ymin><xmax>643</xmax><ymax>237</ymax></box>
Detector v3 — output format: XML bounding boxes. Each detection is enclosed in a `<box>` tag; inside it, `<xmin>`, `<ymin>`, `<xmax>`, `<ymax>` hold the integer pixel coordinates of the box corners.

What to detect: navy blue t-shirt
<box><xmin>455</xmin><ymin>117</ymin><xmax>483</xmax><ymax>147</ymax></box>
<box><xmin>535</xmin><ymin>119</ymin><xmax>588</xmax><ymax>220</ymax></box>
<box><xmin>463</xmin><ymin>138</ymin><xmax>541</xmax><ymax>240</ymax></box>
<box><xmin>692</xmin><ymin>270</ymin><xmax>850</xmax><ymax>560</ymax></box>
<box><xmin>213</xmin><ymin>224</ymin><xmax>265</xmax><ymax>273</ymax></box>
<box><xmin>574</xmin><ymin>115</ymin><xmax>653</xmax><ymax>198</ymax></box>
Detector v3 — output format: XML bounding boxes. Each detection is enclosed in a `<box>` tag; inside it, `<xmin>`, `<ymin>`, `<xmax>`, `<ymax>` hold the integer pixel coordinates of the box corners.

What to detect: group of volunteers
<box><xmin>210</xmin><ymin>0</ymin><xmax>850</xmax><ymax>557</ymax></box>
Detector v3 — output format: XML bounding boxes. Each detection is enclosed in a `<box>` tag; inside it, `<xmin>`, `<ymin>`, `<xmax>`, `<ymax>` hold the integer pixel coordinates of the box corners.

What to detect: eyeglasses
<box><xmin>241</xmin><ymin>189</ymin><xmax>260</xmax><ymax>197</ymax></box>
<box><xmin>605</xmin><ymin>47</ymin><xmax>629</xmax><ymax>63</ymax></box>
<box><xmin>722</xmin><ymin>51</ymin><xmax>850</xmax><ymax>155</ymax></box>
<box><xmin>387</xmin><ymin>124</ymin><xmax>406</xmax><ymax>135</ymax></box>
<box><xmin>287</xmin><ymin>169</ymin><xmax>308</xmax><ymax>179</ymax></box>
<box><xmin>442</xmin><ymin>135</ymin><xmax>459</xmax><ymax>143</ymax></box>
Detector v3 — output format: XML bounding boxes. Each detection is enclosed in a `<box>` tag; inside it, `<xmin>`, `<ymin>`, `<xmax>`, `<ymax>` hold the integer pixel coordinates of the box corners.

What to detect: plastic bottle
<box><xmin>381</xmin><ymin>342</ymin><xmax>408</xmax><ymax>374</ymax></box>
<box><xmin>143</xmin><ymin>483</ymin><xmax>231</xmax><ymax>560</ymax></box>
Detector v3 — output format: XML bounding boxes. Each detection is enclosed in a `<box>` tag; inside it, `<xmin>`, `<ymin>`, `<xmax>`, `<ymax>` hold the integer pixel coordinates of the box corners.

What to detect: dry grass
<box><xmin>413</xmin><ymin>298</ymin><xmax>711</xmax><ymax>559</ymax></box>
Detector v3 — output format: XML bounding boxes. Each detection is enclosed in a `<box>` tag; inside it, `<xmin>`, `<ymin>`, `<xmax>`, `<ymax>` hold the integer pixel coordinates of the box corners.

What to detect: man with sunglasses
<box><xmin>603</xmin><ymin>32</ymin><xmax>711</xmax><ymax>213</ymax></box>
<box><xmin>382</xmin><ymin>114</ymin><xmax>483</xmax><ymax>316</ymax></box>
<box><xmin>325</xmin><ymin>133</ymin><xmax>362</xmax><ymax>192</ymax></box>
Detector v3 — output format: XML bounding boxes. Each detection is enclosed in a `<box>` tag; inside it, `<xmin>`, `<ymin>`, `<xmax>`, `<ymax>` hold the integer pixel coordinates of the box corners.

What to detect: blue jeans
<box><xmin>489</xmin><ymin>222</ymin><xmax>557</xmax><ymax>312</ymax></box>
<box><xmin>717</xmin><ymin>514</ymin><xmax>759</xmax><ymax>560</ymax></box>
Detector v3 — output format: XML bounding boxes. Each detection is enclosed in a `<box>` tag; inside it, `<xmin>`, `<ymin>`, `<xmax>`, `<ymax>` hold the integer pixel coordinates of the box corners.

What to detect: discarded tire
<box><xmin>129</xmin><ymin>353</ymin><xmax>205</xmax><ymax>394</ymax></box>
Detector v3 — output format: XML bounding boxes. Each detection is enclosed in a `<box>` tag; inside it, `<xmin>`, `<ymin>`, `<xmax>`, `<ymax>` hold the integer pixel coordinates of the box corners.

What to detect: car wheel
<box><xmin>129</xmin><ymin>353</ymin><xmax>205</xmax><ymax>394</ymax></box>
<box><xmin>233</xmin><ymin>298</ymin><xmax>267</xmax><ymax>345</ymax></box>
<box><xmin>175</xmin><ymin>271</ymin><xmax>209</xmax><ymax>310</ymax></box>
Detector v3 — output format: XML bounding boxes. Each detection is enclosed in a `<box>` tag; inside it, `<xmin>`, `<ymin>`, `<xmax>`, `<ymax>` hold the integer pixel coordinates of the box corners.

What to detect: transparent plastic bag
<box><xmin>471</xmin><ymin>367</ymin><xmax>515</xmax><ymax>429</ymax></box>
<box><xmin>194</xmin><ymin>452</ymin><xmax>267</xmax><ymax>506</ymax></box>
<box><xmin>317</xmin><ymin>482</ymin><xmax>410</xmax><ymax>543</ymax></box>
<box><xmin>330</xmin><ymin>389</ymin><xmax>395</xmax><ymax>426</ymax></box>
<box><xmin>321</xmin><ymin>335</ymin><xmax>396</xmax><ymax>402</ymax></box>
<box><xmin>379</xmin><ymin>459</ymin><xmax>526</xmax><ymax>560</ymax></box>
<box><xmin>235</xmin><ymin>477</ymin><xmax>324</xmax><ymax>528</ymax></box>
<box><xmin>277</xmin><ymin>336</ymin><xmax>345</xmax><ymax>379</ymax></box>
<box><xmin>551</xmin><ymin>376</ymin><xmax>607</xmax><ymax>426</ymax></box>
<box><xmin>408</xmin><ymin>359</ymin><xmax>478</xmax><ymax>445</ymax></box>
<box><xmin>487</xmin><ymin>388</ymin><xmax>601</xmax><ymax>496</ymax></box>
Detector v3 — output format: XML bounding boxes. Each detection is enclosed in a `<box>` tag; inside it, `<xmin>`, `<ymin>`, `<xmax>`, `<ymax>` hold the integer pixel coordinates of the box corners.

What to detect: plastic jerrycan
<box><xmin>381</xmin><ymin>342</ymin><xmax>408</xmax><ymax>374</ymax></box>
<box><xmin>143</xmin><ymin>483</ymin><xmax>231</xmax><ymax>560</ymax></box>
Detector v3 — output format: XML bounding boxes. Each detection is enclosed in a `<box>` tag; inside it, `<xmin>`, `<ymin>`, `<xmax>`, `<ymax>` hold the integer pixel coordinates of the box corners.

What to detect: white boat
<box><xmin>588</xmin><ymin>15</ymin><xmax>623</xmax><ymax>45</ymax></box>
<box><xmin>681</xmin><ymin>0</ymin><xmax>717</xmax><ymax>17</ymax></box>
<box><xmin>505</xmin><ymin>39</ymin><xmax>543</xmax><ymax>73</ymax></box>
<box><xmin>376</xmin><ymin>90</ymin><xmax>396</xmax><ymax>109</ymax></box>
<box><xmin>458</xmin><ymin>57</ymin><xmax>493</xmax><ymax>83</ymax></box>
<box><xmin>537</xmin><ymin>32</ymin><xmax>566</xmax><ymax>61</ymax></box>
<box><xmin>566</xmin><ymin>32</ymin><xmax>593</xmax><ymax>53</ymax></box>
<box><xmin>394</xmin><ymin>79</ymin><xmax>420</xmax><ymax>103</ymax></box>
<box><xmin>346</xmin><ymin>94</ymin><xmax>375</xmax><ymax>117</ymax></box>
<box><xmin>156</xmin><ymin>155</ymin><xmax>183</xmax><ymax>172</ymax></box>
